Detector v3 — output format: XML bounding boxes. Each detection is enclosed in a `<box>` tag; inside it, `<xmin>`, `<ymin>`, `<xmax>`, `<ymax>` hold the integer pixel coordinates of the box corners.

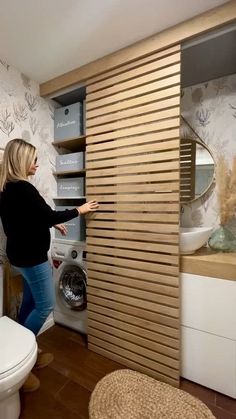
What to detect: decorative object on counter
<box><xmin>208</xmin><ymin>225</ymin><xmax>236</xmax><ymax>252</ymax></box>
<box><xmin>208</xmin><ymin>155</ymin><xmax>236</xmax><ymax>252</ymax></box>
<box><xmin>89</xmin><ymin>369</ymin><xmax>216</xmax><ymax>419</ymax></box>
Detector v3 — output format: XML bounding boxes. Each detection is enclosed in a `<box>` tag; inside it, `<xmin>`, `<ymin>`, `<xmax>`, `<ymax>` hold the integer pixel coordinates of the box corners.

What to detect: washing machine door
<box><xmin>59</xmin><ymin>263</ymin><xmax>87</xmax><ymax>311</ymax></box>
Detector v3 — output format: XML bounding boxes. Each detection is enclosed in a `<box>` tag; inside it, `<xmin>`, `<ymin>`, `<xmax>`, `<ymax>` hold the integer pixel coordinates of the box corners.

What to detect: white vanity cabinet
<box><xmin>181</xmin><ymin>272</ymin><xmax>236</xmax><ymax>398</ymax></box>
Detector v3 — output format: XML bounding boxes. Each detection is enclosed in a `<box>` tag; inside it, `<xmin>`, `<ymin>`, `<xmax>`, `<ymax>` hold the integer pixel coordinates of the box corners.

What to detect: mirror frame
<box><xmin>180</xmin><ymin>138</ymin><xmax>215</xmax><ymax>204</ymax></box>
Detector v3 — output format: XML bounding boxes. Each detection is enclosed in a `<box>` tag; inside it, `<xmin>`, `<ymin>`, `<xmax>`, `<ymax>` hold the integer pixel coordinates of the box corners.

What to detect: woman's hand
<box><xmin>77</xmin><ymin>200</ymin><xmax>99</xmax><ymax>215</ymax></box>
<box><xmin>53</xmin><ymin>223</ymin><xmax>67</xmax><ymax>236</ymax></box>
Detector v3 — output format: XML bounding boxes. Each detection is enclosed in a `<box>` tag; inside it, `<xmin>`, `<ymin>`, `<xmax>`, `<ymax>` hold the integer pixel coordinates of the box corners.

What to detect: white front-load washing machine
<box><xmin>51</xmin><ymin>239</ymin><xmax>87</xmax><ymax>334</ymax></box>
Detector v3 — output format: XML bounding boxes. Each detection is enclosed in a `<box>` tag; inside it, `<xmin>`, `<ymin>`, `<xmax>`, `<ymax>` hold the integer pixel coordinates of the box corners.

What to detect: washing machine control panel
<box><xmin>51</xmin><ymin>239</ymin><xmax>85</xmax><ymax>262</ymax></box>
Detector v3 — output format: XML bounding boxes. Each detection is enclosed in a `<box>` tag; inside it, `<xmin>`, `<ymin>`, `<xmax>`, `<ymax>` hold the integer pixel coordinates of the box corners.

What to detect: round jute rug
<box><xmin>89</xmin><ymin>369</ymin><xmax>216</xmax><ymax>419</ymax></box>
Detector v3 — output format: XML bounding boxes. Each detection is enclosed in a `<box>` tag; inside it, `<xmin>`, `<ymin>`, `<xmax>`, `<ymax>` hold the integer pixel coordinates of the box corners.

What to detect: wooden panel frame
<box><xmin>86</xmin><ymin>47</ymin><xmax>181</xmax><ymax>386</ymax></box>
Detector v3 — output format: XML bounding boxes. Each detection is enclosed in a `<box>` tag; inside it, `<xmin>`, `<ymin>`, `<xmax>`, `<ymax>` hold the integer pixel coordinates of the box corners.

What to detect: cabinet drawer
<box><xmin>181</xmin><ymin>273</ymin><xmax>236</xmax><ymax>339</ymax></box>
<box><xmin>181</xmin><ymin>326</ymin><xmax>236</xmax><ymax>398</ymax></box>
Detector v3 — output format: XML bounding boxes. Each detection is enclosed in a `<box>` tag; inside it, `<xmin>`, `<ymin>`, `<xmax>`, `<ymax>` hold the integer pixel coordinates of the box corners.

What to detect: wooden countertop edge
<box><xmin>180</xmin><ymin>248</ymin><xmax>236</xmax><ymax>281</ymax></box>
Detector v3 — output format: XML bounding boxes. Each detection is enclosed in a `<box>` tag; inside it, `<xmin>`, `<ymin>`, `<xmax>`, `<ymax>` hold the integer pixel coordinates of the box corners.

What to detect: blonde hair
<box><xmin>0</xmin><ymin>139</ymin><xmax>36</xmax><ymax>191</ymax></box>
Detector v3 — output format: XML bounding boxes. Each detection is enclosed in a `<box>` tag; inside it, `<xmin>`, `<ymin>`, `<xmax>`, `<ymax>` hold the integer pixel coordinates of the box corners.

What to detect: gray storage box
<box><xmin>54</xmin><ymin>102</ymin><xmax>83</xmax><ymax>140</ymax></box>
<box><xmin>55</xmin><ymin>206</ymin><xmax>86</xmax><ymax>241</ymax></box>
<box><xmin>56</xmin><ymin>152</ymin><xmax>85</xmax><ymax>173</ymax></box>
<box><xmin>57</xmin><ymin>177</ymin><xmax>85</xmax><ymax>197</ymax></box>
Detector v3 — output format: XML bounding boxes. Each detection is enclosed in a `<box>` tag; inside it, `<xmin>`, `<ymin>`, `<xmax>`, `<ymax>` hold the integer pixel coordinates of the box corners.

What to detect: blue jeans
<box><xmin>14</xmin><ymin>261</ymin><xmax>55</xmax><ymax>336</ymax></box>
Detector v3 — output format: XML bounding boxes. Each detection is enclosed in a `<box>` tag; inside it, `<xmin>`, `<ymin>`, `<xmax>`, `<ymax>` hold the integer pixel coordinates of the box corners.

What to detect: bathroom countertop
<box><xmin>180</xmin><ymin>247</ymin><xmax>236</xmax><ymax>281</ymax></box>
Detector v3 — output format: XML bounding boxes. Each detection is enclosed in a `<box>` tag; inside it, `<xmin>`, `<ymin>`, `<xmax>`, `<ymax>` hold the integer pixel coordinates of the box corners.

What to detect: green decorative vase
<box><xmin>208</xmin><ymin>225</ymin><xmax>236</xmax><ymax>252</ymax></box>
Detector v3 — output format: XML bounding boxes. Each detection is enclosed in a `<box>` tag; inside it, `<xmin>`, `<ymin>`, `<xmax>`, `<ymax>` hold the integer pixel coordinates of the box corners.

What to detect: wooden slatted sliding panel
<box><xmin>86</xmin><ymin>45</ymin><xmax>181</xmax><ymax>387</ymax></box>
<box><xmin>180</xmin><ymin>139</ymin><xmax>196</xmax><ymax>201</ymax></box>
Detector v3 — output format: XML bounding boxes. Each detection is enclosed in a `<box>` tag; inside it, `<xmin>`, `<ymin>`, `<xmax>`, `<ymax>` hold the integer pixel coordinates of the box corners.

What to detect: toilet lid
<box><xmin>0</xmin><ymin>316</ymin><xmax>36</xmax><ymax>376</ymax></box>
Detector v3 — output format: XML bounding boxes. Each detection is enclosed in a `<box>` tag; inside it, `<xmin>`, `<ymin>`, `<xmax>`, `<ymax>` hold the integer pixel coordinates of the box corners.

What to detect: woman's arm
<box><xmin>23</xmin><ymin>181</ymin><xmax>98</xmax><ymax>227</ymax></box>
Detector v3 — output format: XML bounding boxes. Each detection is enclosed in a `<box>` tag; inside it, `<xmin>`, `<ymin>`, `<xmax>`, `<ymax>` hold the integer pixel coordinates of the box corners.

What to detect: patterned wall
<box><xmin>0</xmin><ymin>59</ymin><xmax>57</xmax><ymax>262</ymax></box>
<box><xmin>1</xmin><ymin>64</ymin><xmax>236</xmax><ymax>263</ymax></box>
<box><xmin>181</xmin><ymin>73</ymin><xmax>236</xmax><ymax>230</ymax></box>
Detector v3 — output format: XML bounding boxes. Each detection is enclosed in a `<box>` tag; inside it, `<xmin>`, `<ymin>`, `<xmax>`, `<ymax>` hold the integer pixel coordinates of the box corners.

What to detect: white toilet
<box><xmin>0</xmin><ymin>316</ymin><xmax>37</xmax><ymax>419</ymax></box>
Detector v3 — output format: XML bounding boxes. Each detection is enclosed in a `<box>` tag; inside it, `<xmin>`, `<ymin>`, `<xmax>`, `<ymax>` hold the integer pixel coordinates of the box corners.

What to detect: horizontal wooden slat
<box><xmin>86</xmin><ymin>74</ymin><xmax>180</xmax><ymax>111</ymax></box>
<box><xmin>88</xmin><ymin>318</ymin><xmax>178</xmax><ymax>359</ymax></box>
<box><xmin>87</xmin><ymin>117</ymin><xmax>179</xmax><ymax>144</ymax></box>
<box><xmin>87</xmin><ymin>211</ymin><xmax>179</xmax><ymax>223</ymax></box>
<box><xmin>88</xmin><ymin>287</ymin><xmax>178</xmax><ymax>318</ymax></box>
<box><xmin>87</xmin><ymin>253</ymin><xmax>178</xmax><ymax>276</ymax></box>
<box><xmin>86</xmin><ymin>96</ymin><xmax>180</xmax><ymax>128</ymax></box>
<box><xmin>88</xmin><ymin>306</ymin><xmax>179</xmax><ymax>348</ymax></box>
<box><xmin>88</xmin><ymin>335</ymin><xmax>178</xmax><ymax>378</ymax></box>
<box><xmin>88</xmin><ymin>294</ymin><xmax>179</xmax><ymax>331</ymax></box>
<box><xmin>87</xmin><ymin>229</ymin><xmax>179</xmax><ymax>244</ymax></box>
<box><xmin>87</xmin><ymin>202</ymin><xmax>179</xmax><ymax>211</ymax></box>
<box><xmin>86</xmin><ymin>129</ymin><xmax>179</xmax><ymax>153</ymax></box>
<box><xmin>86</xmin><ymin>160</ymin><xmax>179</xmax><ymax>177</ymax></box>
<box><xmin>87</xmin><ymin>138</ymin><xmax>179</xmax><ymax>161</ymax></box>
<box><xmin>86</xmin><ymin>107</ymin><xmax>180</xmax><ymax>136</ymax></box>
<box><xmin>87</xmin><ymin>194</ymin><xmax>179</xmax><ymax>204</ymax></box>
<box><xmin>87</xmin><ymin>63</ymin><xmax>180</xmax><ymax>103</ymax></box>
<box><xmin>86</xmin><ymin>236</ymin><xmax>178</xmax><ymax>254</ymax></box>
<box><xmin>87</xmin><ymin>45</ymin><xmax>180</xmax><ymax>87</ymax></box>
<box><xmin>87</xmin><ymin>244</ymin><xmax>178</xmax><ymax>265</ymax></box>
<box><xmin>86</xmin><ymin>172</ymin><xmax>180</xmax><ymax>186</ymax></box>
<box><xmin>88</xmin><ymin>270</ymin><xmax>178</xmax><ymax>296</ymax></box>
<box><xmin>87</xmin><ymin>86</ymin><xmax>180</xmax><ymax>118</ymax></box>
<box><xmin>87</xmin><ymin>49</ymin><xmax>180</xmax><ymax>92</ymax></box>
<box><xmin>87</xmin><ymin>182</ymin><xmax>179</xmax><ymax>195</ymax></box>
<box><xmin>87</xmin><ymin>261</ymin><xmax>179</xmax><ymax>287</ymax></box>
<box><xmin>87</xmin><ymin>220</ymin><xmax>179</xmax><ymax>233</ymax></box>
<box><xmin>88</xmin><ymin>324</ymin><xmax>178</xmax><ymax>366</ymax></box>
<box><xmin>88</xmin><ymin>279</ymin><xmax>178</xmax><ymax>309</ymax></box>
<box><xmin>86</xmin><ymin>150</ymin><xmax>179</xmax><ymax>170</ymax></box>
<box><xmin>89</xmin><ymin>343</ymin><xmax>178</xmax><ymax>387</ymax></box>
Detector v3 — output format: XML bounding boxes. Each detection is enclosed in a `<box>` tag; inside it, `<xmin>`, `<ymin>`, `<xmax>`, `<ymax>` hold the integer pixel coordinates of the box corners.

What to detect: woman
<box><xmin>0</xmin><ymin>138</ymin><xmax>99</xmax><ymax>391</ymax></box>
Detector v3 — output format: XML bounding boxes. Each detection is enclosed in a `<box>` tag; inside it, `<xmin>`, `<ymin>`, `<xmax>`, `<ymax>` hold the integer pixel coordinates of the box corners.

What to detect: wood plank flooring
<box><xmin>19</xmin><ymin>325</ymin><xmax>236</xmax><ymax>418</ymax></box>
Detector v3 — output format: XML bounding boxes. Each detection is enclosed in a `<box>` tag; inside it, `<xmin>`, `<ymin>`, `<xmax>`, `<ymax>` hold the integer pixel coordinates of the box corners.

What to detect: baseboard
<box><xmin>38</xmin><ymin>314</ymin><xmax>54</xmax><ymax>335</ymax></box>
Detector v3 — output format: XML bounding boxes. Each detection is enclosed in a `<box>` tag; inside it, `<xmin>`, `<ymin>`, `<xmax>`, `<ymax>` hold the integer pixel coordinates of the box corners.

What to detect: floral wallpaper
<box><xmin>0</xmin><ymin>59</ymin><xmax>57</xmax><ymax>263</ymax></box>
<box><xmin>181</xmin><ymin>73</ymin><xmax>236</xmax><ymax>230</ymax></box>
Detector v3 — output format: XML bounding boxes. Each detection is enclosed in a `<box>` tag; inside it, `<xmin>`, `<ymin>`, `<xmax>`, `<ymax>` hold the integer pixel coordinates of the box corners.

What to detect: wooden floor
<box><xmin>19</xmin><ymin>324</ymin><xmax>236</xmax><ymax>419</ymax></box>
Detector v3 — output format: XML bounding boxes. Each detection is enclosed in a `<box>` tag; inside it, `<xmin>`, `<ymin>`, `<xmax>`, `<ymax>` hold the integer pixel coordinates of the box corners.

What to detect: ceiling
<box><xmin>0</xmin><ymin>0</ymin><xmax>229</xmax><ymax>84</ymax></box>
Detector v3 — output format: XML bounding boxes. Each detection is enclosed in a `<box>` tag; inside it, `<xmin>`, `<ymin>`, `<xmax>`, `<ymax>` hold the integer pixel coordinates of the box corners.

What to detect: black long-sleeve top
<box><xmin>0</xmin><ymin>180</ymin><xmax>79</xmax><ymax>267</ymax></box>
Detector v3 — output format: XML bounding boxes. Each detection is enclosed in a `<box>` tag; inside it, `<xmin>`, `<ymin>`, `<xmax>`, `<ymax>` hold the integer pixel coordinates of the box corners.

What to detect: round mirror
<box><xmin>180</xmin><ymin>138</ymin><xmax>215</xmax><ymax>204</ymax></box>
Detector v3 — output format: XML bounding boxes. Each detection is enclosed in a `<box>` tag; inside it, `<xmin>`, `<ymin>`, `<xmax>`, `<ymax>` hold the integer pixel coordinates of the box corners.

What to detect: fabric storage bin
<box><xmin>55</xmin><ymin>206</ymin><xmax>86</xmax><ymax>241</ymax></box>
<box><xmin>56</xmin><ymin>152</ymin><xmax>85</xmax><ymax>173</ymax></box>
<box><xmin>54</xmin><ymin>102</ymin><xmax>83</xmax><ymax>140</ymax></box>
<box><xmin>57</xmin><ymin>177</ymin><xmax>85</xmax><ymax>197</ymax></box>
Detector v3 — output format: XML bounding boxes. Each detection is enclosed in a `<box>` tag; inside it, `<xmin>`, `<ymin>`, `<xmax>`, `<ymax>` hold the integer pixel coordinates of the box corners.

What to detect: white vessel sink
<box><xmin>180</xmin><ymin>227</ymin><xmax>213</xmax><ymax>254</ymax></box>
